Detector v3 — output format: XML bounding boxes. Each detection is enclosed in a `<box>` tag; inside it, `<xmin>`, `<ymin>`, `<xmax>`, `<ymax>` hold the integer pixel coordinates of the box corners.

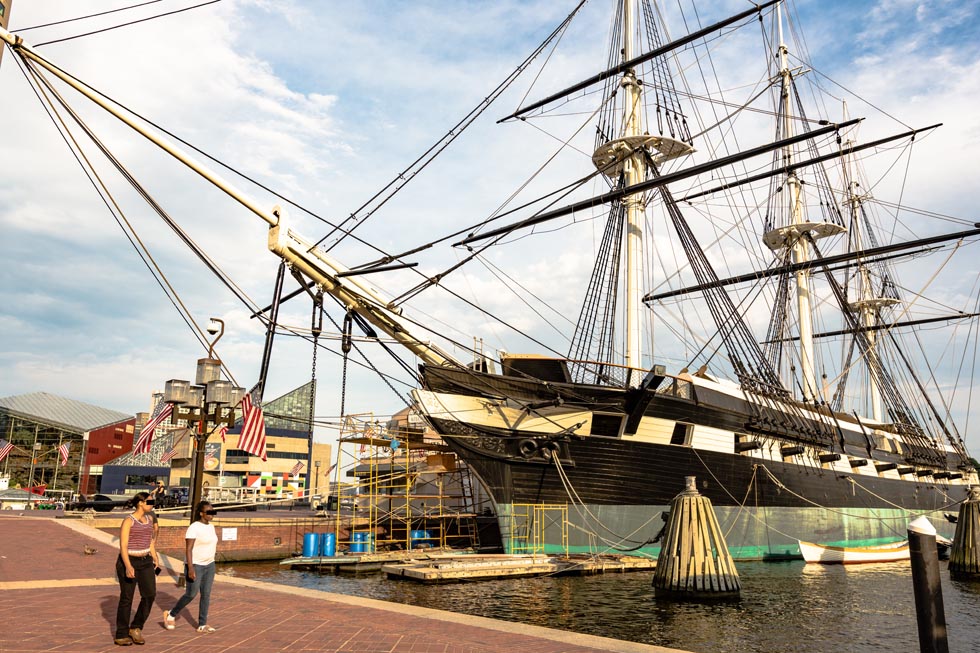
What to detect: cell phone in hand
<box><xmin>154</xmin><ymin>566</ymin><xmax>162</xmax><ymax>576</ymax></box>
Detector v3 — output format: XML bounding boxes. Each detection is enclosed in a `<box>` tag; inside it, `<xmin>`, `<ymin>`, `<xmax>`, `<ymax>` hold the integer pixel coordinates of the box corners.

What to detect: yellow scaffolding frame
<box><xmin>331</xmin><ymin>412</ymin><xmax>482</xmax><ymax>553</ymax></box>
<box><xmin>509</xmin><ymin>503</ymin><xmax>568</xmax><ymax>555</ymax></box>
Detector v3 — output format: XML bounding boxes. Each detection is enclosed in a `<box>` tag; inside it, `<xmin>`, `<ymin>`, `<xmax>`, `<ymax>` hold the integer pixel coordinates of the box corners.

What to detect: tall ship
<box><xmin>413</xmin><ymin>0</ymin><xmax>980</xmax><ymax>559</ymax></box>
<box><xmin>3</xmin><ymin>1</ymin><xmax>977</xmax><ymax>559</ymax></box>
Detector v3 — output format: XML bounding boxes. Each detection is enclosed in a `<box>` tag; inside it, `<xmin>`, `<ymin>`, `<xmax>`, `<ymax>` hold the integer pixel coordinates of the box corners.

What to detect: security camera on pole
<box><xmin>161</xmin><ymin>318</ymin><xmax>244</xmax><ymax>524</ymax></box>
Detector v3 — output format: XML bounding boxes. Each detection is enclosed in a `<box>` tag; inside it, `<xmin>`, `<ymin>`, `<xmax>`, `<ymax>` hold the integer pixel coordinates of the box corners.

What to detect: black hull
<box><xmin>434</xmin><ymin>416</ymin><xmax>965</xmax><ymax>511</ymax></box>
<box><xmin>435</xmin><ymin>421</ymin><xmax>964</xmax><ymax>558</ymax></box>
<box><xmin>416</xmin><ymin>364</ymin><xmax>972</xmax><ymax>559</ymax></box>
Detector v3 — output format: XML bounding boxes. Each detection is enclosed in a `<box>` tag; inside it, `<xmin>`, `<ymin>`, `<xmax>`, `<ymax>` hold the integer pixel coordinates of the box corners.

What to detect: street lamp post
<box><xmin>314</xmin><ymin>460</ymin><xmax>321</xmax><ymax>505</ymax></box>
<box><xmin>162</xmin><ymin>319</ymin><xmax>244</xmax><ymax>524</ymax></box>
<box><xmin>28</xmin><ymin>441</ymin><xmax>41</xmax><ymax>488</ymax></box>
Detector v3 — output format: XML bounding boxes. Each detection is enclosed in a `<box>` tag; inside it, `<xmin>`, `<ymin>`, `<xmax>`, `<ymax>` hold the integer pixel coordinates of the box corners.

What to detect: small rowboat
<box><xmin>798</xmin><ymin>540</ymin><xmax>910</xmax><ymax>564</ymax></box>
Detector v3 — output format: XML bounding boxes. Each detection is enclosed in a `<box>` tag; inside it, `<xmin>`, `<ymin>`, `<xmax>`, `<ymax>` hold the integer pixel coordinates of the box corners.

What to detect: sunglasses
<box><xmin>204</xmin><ymin>510</ymin><xmax>218</xmax><ymax>516</ymax></box>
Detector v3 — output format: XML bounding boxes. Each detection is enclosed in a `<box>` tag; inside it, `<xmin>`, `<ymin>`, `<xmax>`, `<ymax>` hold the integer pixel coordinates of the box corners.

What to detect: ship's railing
<box><xmin>565</xmin><ymin>358</ymin><xmax>642</xmax><ymax>387</ymax></box>
<box><xmin>656</xmin><ymin>377</ymin><xmax>694</xmax><ymax>400</ymax></box>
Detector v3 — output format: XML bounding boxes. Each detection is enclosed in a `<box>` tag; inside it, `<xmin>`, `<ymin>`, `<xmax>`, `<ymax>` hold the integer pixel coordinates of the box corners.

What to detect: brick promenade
<box><xmin>0</xmin><ymin>514</ymin><xmax>687</xmax><ymax>653</ymax></box>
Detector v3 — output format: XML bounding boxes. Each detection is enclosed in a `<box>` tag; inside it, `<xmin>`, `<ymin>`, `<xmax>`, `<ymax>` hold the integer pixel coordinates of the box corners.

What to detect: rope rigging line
<box><xmin>17</xmin><ymin>0</ymin><xmax>166</xmax><ymax>32</ymax></box>
<box><xmin>390</xmin><ymin>94</ymin><xmax>617</xmax><ymax>308</ymax></box>
<box><xmin>6</xmin><ymin>34</ymin><xmax>395</xmax><ymax>269</ymax></box>
<box><xmin>9</xmin><ymin>37</ymin><xmax>521</xmax><ymax>412</ymax></box>
<box><xmin>369</xmin><ymin>103</ymin><xmax>665</xmax><ymax>385</ymax></box>
<box><xmin>270</xmin><ymin>106</ymin><xmax>621</xmax><ymax>380</ymax></box>
<box><xmin>7</xmin><ymin>12</ymin><xmax>696</xmax><ymax>398</ymax></box>
<box><xmin>275</xmin><ymin>325</ymin><xmax>419</xmax><ymax>394</ymax></box>
<box><xmin>12</xmin><ymin>51</ymin><xmax>237</xmax><ymax>383</ymax></box>
<box><xmin>474</xmin><ymin>255</ymin><xmax>576</xmax><ymax>334</ymax></box>
<box><xmin>809</xmin><ymin>236</ymin><xmax>960</xmax><ymax>464</ymax></box>
<box><xmin>891</xmin><ymin>258</ymin><xmax>977</xmax><ymax>452</ymax></box>
<box><xmin>20</xmin><ymin>54</ymin><xmax>262</xmax><ymax>315</ymax></box>
<box><xmin>550</xmin><ymin>456</ymin><xmax>661</xmax><ymax>554</ymax></box>
<box><xmin>686</xmin><ymin>430</ymin><xmax>957</xmax><ymax>544</ymax></box>
<box><xmin>651</xmin><ymin>153</ymin><xmax>839</xmax><ymax>447</ymax></box>
<box><xmin>33</xmin><ymin>0</ymin><xmax>226</xmax><ymax>47</ymax></box>
<box><xmin>15</xmin><ymin>48</ymin><xmax>433</xmax><ymax>402</ymax></box>
<box><xmin>756</xmin><ymin>463</ymin><xmax>963</xmax><ymax>521</ymax></box>
<box><xmin>320</xmin><ymin>295</ymin><xmax>415</xmax><ymax>409</ymax></box>
<box><xmin>339</xmin><ymin>97</ymin><xmax>610</xmax><ymax>276</ymax></box>
<box><xmin>314</xmin><ymin>0</ymin><xmax>589</xmax><ymax>254</ymax></box>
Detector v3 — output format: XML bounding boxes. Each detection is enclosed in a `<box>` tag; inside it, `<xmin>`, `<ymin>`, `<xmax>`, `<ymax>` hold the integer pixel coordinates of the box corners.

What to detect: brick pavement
<box><xmin>0</xmin><ymin>514</ymin><xmax>687</xmax><ymax>653</ymax></box>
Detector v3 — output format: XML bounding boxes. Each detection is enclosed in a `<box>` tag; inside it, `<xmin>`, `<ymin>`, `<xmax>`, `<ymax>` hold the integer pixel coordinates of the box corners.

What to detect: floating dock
<box><xmin>280</xmin><ymin>548</ymin><xmax>473</xmax><ymax>573</ymax></box>
<box><xmin>282</xmin><ymin>550</ymin><xmax>656</xmax><ymax>581</ymax></box>
<box><xmin>382</xmin><ymin>553</ymin><xmax>656</xmax><ymax>583</ymax></box>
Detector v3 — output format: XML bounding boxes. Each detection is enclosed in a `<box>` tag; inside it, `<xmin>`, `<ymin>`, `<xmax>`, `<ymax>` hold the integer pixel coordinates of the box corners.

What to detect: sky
<box><xmin>1</xmin><ymin>0</ymin><xmax>979</xmax><ymax>451</ymax></box>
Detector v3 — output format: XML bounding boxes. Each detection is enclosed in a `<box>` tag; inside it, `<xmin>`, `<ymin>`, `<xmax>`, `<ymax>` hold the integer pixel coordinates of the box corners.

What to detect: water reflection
<box><xmin>221</xmin><ymin>560</ymin><xmax>980</xmax><ymax>653</ymax></box>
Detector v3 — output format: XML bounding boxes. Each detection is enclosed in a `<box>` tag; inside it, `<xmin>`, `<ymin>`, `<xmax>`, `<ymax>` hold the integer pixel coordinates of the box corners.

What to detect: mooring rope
<box><xmin>549</xmin><ymin>456</ymin><xmax>667</xmax><ymax>556</ymax></box>
<box><xmin>756</xmin><ymin>464</ymin><xmax>964</xmax><ymax>526</ymax></box>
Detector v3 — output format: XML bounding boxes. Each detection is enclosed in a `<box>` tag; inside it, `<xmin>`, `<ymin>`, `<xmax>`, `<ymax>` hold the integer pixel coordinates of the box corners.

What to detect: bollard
<box><xmin>652</xmin><ymin>476</ymin><xmax>740</xmax><ymax>599</ymax></box>
<box><xmin>908</xmin><ymin>516</ymin><xmax>948</xmax><ymax>653</ymax></box>
<box><xmin>949</xmin><ymin>485</ymin><xmax>980</xmax><ymax>578</ymax></box>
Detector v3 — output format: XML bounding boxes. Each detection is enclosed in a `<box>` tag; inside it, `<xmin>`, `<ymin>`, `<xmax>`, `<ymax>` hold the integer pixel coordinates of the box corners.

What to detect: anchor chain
<box><xmin>339</xmin><ymin>307</ymin><xmax>354</xmax><ymax>417</ymax></box>
<box><xmin>308</xmin><ymin>291</ymin><xmax>323</xmax><ymax>444</ymax></box>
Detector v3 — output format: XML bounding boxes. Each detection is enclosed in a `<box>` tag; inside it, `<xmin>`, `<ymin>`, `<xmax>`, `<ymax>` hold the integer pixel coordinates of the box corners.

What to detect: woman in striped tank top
<box><xmin>113</xmin><ymin>492</ymin><xmax>158</xmax><ymax>646</ymax></box>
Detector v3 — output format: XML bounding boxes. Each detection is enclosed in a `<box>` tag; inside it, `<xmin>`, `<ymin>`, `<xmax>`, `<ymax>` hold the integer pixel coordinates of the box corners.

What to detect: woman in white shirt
<box><xmin>162</xmin><ymin>501</ymin><xmax>218</xmax><ymax>633</ymax></box>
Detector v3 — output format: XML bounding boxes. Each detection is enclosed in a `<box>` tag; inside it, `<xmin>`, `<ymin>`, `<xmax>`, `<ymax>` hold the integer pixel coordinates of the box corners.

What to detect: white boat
<box><xmin>798</xmin><ymin>540</ymin><xmax>910</xmax><ymax>565</ymax></box>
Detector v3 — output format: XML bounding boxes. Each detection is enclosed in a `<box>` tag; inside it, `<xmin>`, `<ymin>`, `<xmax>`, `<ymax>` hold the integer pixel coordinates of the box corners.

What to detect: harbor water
<box><xmin>221</xmin><ymin>560</ymin><xmax>980</xmax><ymax>652</ymax></box>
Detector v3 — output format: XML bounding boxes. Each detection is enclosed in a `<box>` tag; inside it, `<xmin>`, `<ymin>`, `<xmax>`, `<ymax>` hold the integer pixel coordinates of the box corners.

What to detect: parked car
<box><xmin>322</xmin><ymin>496</ymin><xmax>356</xmax><ymax>511</ymax></box>
<box><xmin>69</xmin><ymin>494</ymin><xmax>130</xmax><ymax>512</ymax></box>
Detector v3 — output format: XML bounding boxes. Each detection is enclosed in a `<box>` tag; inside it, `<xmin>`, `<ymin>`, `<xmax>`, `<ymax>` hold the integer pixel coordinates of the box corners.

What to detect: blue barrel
<box><xmin>321</xmin><ymin>533</ymin><xmax>337</xmax><ymax>557</ymax></box>
<box><xmin>350</xmin><ymin>531</ymin><xmax>366</xmax><ymax>553</ymax></box>
<box><xmin>410</xmin><ymin>529</ymin><xmax>433</xmax><ymax>547</ymax></box>
<box><xmin>302</xmin><ymin>532</ymin><xmax>321</xmax><ymax>558</ymax></box>
<box><xmin>364</xmin><ymin>533</ymin><xmax>375</xmax><ymax>553</ymax></box>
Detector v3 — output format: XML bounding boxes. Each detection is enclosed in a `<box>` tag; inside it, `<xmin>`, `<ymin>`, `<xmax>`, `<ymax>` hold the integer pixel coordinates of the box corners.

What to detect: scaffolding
<box><xmin>330</xmin><ymin>412</ymin><xmax>485</xmax><ymax>554</ymax></box>
<box><xmin>508</xmin><ymin>504</ymin><xmax>569</xmax><ymax>555</ymax></box>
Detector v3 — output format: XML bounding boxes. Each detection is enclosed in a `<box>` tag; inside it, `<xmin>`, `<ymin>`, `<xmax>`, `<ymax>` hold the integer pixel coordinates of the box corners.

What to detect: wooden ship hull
<box><xmin>416</xmin><ymin>363</ymin><xmax>974</xmax><ymax>560</ymax></box>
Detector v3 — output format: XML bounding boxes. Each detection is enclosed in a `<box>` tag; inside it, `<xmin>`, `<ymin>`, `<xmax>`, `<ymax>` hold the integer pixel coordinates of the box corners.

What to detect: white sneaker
<box><xmin>163</xmin><ymin>611</ymin><xmax>175</xmax><ymax>630</ymax></box>
<box><xmin>196</xmin><ymin>625</ymin><xmax>215</xmax><ymax>633</ymax></box>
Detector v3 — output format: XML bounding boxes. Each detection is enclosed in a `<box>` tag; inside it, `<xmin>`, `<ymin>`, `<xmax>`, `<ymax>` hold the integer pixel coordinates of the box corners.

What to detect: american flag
<box><xmin>0</xmin><ymin>438</ymin><xmax>13</xmax><ymax>463</ymax></box>
<box><xmin>57</xmin><ymin>442</ymin><xmax>70</xmax><ymax>467</ymax></box>
<box><xmin>216</xmin><ymin>425</ymin><xmax>228</xmax><ymax>443</ymax></box>
<box><xmin>160</xmin><ymin>428</ymin><xmax>190</xmax><ymax>463</ymax></box>
<box><xmin>238</xmin><ymin>386</ymin><xmax>267</xmax><ymax>461</ymax></box>
<box><xmin>135</xmin><ymin>400</ymin><xmax>173</xmax><ymax>455</ymax></box>
<box><xmin>289</xmin><ymin>460</ymin><xmax>304</xmax><ymax>476</ymax></box>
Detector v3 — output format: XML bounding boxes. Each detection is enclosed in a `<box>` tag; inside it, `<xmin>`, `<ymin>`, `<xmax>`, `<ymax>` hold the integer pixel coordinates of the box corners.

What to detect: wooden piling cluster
<box><xmin>949</xmin><ymin>485</ymin><xmax>980</xmax><ymax>578</ymax></box>
<box><xmin>652</xmin><ymin>476</ymin><xmax>740</xmax><ymax>599</ymax></box>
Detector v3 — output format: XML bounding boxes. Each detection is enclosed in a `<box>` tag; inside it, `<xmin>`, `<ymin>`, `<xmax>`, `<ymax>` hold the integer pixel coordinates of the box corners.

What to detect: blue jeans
<box><xmin>169</xmin><ymin>562</ymin><xmax>215</xmax><ymax>625</ymax></box>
